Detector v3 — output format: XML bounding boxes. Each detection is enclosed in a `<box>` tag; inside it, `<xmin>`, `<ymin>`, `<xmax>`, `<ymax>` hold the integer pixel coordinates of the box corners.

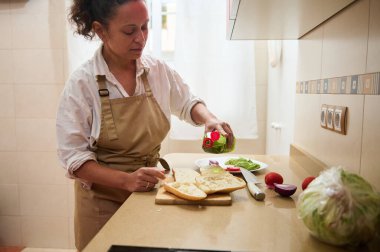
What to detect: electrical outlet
<box><xmin>320</xmin><ymin>104</ymin><xmax>347</xmax><ymax>135</ymax></box>
<box><xmin>333</xmin><ymin>106</ymin><xmax>347</xmax><ymax>135</ymax></box>
<box><xmin>327</xmin><ymin>106</ymin><xmax>335</xmax><ymax>129</ymax></box>
<box><xmin>320</xmin><ymin>104</ymin><xmax>327</xmax><ymax>128</ymax></box>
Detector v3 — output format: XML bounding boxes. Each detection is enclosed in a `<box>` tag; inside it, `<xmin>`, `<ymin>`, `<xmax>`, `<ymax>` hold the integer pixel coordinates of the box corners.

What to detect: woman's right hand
<box><xmin>74</xmin><ymin>161</ymin><xmax>166</xmax><ymax>192</ymax></box>
<box><xmin>124</xmin><ymin>167</ymin><xmax>166</xmax><ymax>192</ymax></box>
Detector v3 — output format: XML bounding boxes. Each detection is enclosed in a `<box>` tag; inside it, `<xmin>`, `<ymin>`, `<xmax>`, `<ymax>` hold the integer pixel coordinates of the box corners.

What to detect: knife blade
<box><xmin>240</xmin><ymin>167</ymin><xmax>265</xmax><ymax>201</ymax></box>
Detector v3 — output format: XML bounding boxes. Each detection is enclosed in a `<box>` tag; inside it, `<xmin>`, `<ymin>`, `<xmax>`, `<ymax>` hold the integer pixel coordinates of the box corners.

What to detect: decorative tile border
<box><xmin>296</xmin><ymin>72</ymin><xmax>380</xmax><ymax>95</ymax></box>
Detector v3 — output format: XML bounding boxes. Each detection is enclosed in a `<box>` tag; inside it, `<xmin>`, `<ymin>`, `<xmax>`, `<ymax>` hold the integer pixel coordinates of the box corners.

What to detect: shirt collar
<box><xmin>93</xmin><ymin>44</ymin><xmax>150</xmax><ymax>83</ymax></box>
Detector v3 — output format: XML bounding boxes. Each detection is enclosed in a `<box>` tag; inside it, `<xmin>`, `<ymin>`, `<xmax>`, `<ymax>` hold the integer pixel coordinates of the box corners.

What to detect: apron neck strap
<box><xmin>141</xmin><ymin>70</ymin><xmax>152</xmax><ymax>96</ymax></box>
<box><xmin>96</xmin><ymin>75</ymin><xmax>109</xmax><ymax>97</ymax></box>
<box><xmin>95</xmin><ymin>75</ymin><xmax>118</xmax><ymax>141</ymax></box>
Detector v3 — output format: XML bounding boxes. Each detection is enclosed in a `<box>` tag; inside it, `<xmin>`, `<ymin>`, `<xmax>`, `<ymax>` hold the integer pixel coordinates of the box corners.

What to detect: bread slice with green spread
<box><xmin>199</xmin><ymin>165</ymin><xmax>230</xmax><ymax>177</ymax></box>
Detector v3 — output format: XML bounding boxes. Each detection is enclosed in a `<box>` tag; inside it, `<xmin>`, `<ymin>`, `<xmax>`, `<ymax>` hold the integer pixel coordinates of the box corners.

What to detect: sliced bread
<box><xmin>195</xmin><ymin>175</ymin><xmax>246</xmax><ymax>194</ymax></box>
<box><xmin>163</xmin><ymin>182</ymin><xmax>207</xmax><ymax>201</ymax></box>
<box><xmin>163</xmin><ymin>167</ymin><xmax>246</xmax><ymax>201</ymax></box>
<box><xmin>173</xmin><ymin>168</ymin><xmax>201</xmax><ymax>183</ymax></box>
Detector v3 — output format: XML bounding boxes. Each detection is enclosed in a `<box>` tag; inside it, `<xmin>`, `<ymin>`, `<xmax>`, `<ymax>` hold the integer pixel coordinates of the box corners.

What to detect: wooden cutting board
<box><xmin>155</xmin><ymin>186</ymin><xmax>232</xmax><ymax>206</ymax></box>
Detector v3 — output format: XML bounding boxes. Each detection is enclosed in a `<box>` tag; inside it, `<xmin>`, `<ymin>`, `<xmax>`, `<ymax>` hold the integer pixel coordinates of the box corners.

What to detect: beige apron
<box><xmin>74</xmin><ymin>72</ymin><xmax>170</xmax><ymax>251</ymax></box>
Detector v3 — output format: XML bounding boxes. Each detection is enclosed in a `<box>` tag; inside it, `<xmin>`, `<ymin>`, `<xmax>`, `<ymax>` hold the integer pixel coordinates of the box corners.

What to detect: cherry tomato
<box><xmin>210</xmin><ymin>131</ymin><xmax>220</xmax><ymax>141</ymax></box>
<box><xmin>302</xmin><ymin>176</ymin><xmax>316</xmax><ymax>190</ymax></box>
<box><xmin>265</xmin><ymin>172</ymin><xmax>284</xmax><ymax>189</ymax></box>
<box><xmin>202</xmin><ymin>138</ymin><xmax>213</xmax><ymax>148</ymax></box>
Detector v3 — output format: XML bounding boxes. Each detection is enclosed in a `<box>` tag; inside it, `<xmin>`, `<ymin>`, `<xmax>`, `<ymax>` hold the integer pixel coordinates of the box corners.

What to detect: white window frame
<box><xmin>146</xmin><ymin>0</ymin><xmax>176</xmax><ymax>62</ymax></box>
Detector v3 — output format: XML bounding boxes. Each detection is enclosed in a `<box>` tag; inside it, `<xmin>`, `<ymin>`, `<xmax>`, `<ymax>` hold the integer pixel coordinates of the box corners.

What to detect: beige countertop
<box><xmin>83</xmin><ymin>153</ymin><xmax>380</xmax><ymax>252</ymax></box>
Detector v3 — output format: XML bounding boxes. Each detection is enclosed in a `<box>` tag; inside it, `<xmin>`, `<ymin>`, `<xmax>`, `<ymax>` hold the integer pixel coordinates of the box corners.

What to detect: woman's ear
<box><xmin>92</xmin><ymin>21</ymin><xmax>106</xmax><ymax>41</ymax></box>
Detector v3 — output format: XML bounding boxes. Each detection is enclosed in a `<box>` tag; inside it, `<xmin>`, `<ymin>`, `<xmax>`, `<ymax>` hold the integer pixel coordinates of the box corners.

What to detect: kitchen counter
<box><xmin>83</xmin><ymin>153</ymin><xmax>380</xmax><ymax>252</ymax></box>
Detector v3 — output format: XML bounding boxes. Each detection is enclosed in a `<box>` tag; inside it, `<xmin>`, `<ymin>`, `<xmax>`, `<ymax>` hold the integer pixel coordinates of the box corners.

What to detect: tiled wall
<box><xmin>295</xmin><ymin>0</ymin><xmax>380</xmax><ymax>190</ymax></box>
<box><xmin>0</xmin><ymin>0</ymin><xmax>74</xmax><ymax>249</ymax></box>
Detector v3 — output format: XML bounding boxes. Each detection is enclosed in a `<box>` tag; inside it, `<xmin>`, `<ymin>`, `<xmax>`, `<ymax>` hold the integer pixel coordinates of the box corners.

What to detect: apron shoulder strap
<box><xmin>96</xmin><ymin>75</ymin><xmax>118</xmax><ymax>141</ymax></box>
<box><xmin>140</xmin><ymin>70</ymin><xmax>152</xmax><ymax>96</ymax></box>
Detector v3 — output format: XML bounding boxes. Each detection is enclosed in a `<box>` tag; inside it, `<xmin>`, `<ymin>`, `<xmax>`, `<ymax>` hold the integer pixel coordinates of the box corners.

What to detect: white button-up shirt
<box><xmin>56</xmin><ymin>45</ymin><xmax>203</xmax><ymax>177</ymax></box>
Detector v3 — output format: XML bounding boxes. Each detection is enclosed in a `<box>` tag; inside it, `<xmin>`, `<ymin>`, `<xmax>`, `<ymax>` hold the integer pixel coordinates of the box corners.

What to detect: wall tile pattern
<box><xmin>296</xmin><ymin>72</ymin><xmax>380</xmax><ymax>95</ymax></box>
<box><xmin>294</xmin><ymin>0</ymin><xmax>380</xmax><ymax>191</ymax></box>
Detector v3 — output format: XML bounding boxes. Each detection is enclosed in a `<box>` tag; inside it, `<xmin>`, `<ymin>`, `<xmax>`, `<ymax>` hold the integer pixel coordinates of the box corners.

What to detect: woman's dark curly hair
<box><xmin>68</xmin><ymin>0</ymin><xmax>142</xmax><ymax>40</ymax></box>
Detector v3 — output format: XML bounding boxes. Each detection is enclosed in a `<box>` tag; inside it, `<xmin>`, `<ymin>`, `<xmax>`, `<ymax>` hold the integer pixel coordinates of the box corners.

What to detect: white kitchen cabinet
<box><xmin>227</xmin><ymin>0</ymin><xmax>356</xmax><ymax>40</ymax></box>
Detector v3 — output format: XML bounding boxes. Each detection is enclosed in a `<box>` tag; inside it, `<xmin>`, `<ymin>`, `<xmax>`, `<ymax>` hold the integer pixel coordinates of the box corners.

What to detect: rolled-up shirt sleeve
<box><xmin>56</xmin><ymin>75</ymin><xmax>97</xmax><ymax>178</ymax></box>
<box><xmin>166</xmin><ymin>66</ymin><xmax>205</xmax><ymax>126</ymax></box>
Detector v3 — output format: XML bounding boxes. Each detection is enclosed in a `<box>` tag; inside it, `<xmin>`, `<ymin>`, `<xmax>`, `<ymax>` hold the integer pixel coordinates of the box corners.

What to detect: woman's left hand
<box><xmin>190</xmin><ymin>103</ymin><xmax>235</xmax><ymax>148</ymax></box>
<box><xmin>204</xmin><ymin>118</ymin><xmax>234</xmax><ymax>148</ymax></box>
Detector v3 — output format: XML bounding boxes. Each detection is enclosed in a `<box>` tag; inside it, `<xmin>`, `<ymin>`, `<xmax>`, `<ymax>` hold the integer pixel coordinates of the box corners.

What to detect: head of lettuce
<box><xmin>297</xmin><ymin>166</ymin><xmax>380</xmax><ymax>247</ymax></box>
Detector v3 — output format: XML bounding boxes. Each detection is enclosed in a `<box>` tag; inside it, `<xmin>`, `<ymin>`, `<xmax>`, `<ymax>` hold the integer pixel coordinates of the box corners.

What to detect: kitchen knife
<box><xmin>240</xmin><ymin>167</ymin><xmax>265</xmax><ymax>201</ymax></box>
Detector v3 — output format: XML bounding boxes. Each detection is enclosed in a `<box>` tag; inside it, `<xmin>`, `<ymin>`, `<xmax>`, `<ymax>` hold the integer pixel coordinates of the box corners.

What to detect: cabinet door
<box><xmin>228</xmin><ymin>0</ymin><xmax>355</xmax><ymax>40</ymax></box>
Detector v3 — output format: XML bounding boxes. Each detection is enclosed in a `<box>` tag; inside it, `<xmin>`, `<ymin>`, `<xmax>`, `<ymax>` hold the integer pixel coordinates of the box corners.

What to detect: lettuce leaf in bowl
<box><xmin>224</xmin><ymin>157</ymin><xmax>260</xmax><ymax>171</ymax></box>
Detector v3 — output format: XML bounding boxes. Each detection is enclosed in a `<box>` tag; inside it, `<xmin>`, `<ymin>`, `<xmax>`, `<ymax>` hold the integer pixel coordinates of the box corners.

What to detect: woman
<box><xmin>56</xmin><ymin>0</ymin><xmax>234</xmax><ymax>250</ymax></box>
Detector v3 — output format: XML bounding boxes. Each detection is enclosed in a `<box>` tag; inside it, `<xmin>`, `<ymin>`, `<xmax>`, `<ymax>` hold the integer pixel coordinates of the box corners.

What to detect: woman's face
<box><xmin>97</xmin><ymin>0</ymin><xmax>149</xmax><ymax>61</ymax></box>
